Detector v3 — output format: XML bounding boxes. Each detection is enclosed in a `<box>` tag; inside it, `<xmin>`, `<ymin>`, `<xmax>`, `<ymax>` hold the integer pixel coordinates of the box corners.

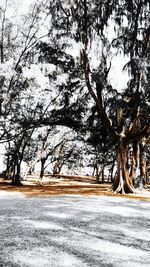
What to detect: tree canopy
<box><xmin>0</xmin><ymin>0</ymin><xmax>149</xmax><ymax>192</ymax></box>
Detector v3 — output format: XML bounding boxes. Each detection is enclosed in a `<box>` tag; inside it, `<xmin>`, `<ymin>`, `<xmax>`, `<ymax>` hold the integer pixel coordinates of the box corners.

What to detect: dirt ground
<box><xmin>0</xmin><ymin>175</ymin><xmax>150</xmax><ymax>201</ymax></box>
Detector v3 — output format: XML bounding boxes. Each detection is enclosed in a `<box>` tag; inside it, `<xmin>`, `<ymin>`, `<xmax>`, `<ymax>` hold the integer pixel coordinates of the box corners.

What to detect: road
<box><xmin>0</xmin><ymin>191</ymin><xmax>150</xmax><ymax>267</ymax></box>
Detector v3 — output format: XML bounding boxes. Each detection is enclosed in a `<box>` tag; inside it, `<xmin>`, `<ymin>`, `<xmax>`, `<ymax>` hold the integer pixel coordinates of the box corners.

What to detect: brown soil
<box><xmin>0</xmin><ymin>175</ymin><xmax>150</xmax><ymax>201</ymax></box>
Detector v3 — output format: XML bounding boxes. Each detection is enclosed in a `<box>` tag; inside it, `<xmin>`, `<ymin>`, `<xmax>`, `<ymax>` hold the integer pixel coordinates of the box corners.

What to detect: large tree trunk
<box><xmin>113</xmin><ymin>140</ymin><xmax>134</xmax><ymax>194</ymax></box>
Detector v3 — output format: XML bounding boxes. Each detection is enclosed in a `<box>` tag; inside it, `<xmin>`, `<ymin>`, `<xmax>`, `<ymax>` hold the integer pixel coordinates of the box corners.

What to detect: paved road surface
<box><xmin>0</xmin><ymin>191</ymin><xmax>150</xmax><ymax>266</ymax></box>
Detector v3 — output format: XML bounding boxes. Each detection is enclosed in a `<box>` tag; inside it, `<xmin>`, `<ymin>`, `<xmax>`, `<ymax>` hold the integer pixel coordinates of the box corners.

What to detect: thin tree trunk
<box><xmin>0</xmin><ymin>0</ymin><xmax>8</xmax><ymax>63</ymax></box>
<box><xmin>24</xmin><ymin>158</ymin><xmax>39</xmax><ymax>180</ymax></box>
<box><xmin>110</xmin><ymin>159</ymin><xmax>115</xmax><ymax>183</ymax></box>
<box><xmin>130</xmin><ymin>141</ymin><xmax>139</xmax><ymax>186</ymax></box>
<box><xmin>101</xmin><ymin>164</ymin><xmax>105</xmax><ymax>183</ymax></box>
<box><xmin>38</xmin><ymin>158</ymin><xmax>47</xmax><ymax>185</ymax></box>
<box><xmin>140</xmin><ymin>140</ymin><xmax>147</xmax><ymax>187</ymax></box>
<box><xmin>53</xmin><ymin>160</ymin><xmax>62</xmax><ymax>176</ymax></box>
<box><xmin>92</xmin><ymin>161</ymin><xmax>100</xmax><ymax>183</ymax></box>
<box><xmin>5</xmin><ymin>154</ymin><xmax>10</xmax><ymax>179</ymax></box>
<box><xmin>95</xmin><ymin>164</ymin><xmax>100</xmax><ymax>183</ymax></box>
<box><xmin>12</xmin><ymin>156</ymin><xmax>22</xmax><ymax>186</ymax></box>
<box><xmin>15</xmin><ymin>162</ymin><xmax>22</xmax><ymax>185</ymax></box>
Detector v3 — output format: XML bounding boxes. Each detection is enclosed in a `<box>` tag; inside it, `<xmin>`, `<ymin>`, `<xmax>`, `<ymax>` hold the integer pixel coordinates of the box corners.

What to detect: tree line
<box><xmin>0</xmin><ymin>0</ymin><xmax>149</xmax><ymax>193</ymax></box>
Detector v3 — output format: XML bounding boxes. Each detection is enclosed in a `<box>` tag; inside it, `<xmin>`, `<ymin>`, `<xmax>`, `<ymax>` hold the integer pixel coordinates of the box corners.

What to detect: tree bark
<box><xmin>110</xmin><ymin>159</ymin><xmax>115</xmax><ymax>183</ymax></box>
<box><xmin>130</xmin><ymin>141</ymin><xmax>139</xmax><ymax>186</ymax></box>
<box><xmin>95</xmin><ymin>165</ymin><xmax>100</xmax><ymax>184</ymax></box>
<box><xmin>113</xmin><ymin>140</ymin><xmax>134</xmax><ymax>194</ymax></box>
<box><xmin>92</xmin><ymin>162</ymin><xmax>100</xmax><ymax>183</ymax></box>
<box><xmin>11</xmin><ymin>155</ymin><xmax>22</xmax><ymax>186</ymax></box>
<box><xmin>53</xmin><ymin>160</ymin><xmax>62</xmax><ymax>176</ymax></box>
<box><xmin>38</xmin><ymin>158</ymin><xmax>46</xmax><ymax>185</ymax></box>
<box><xmin>139</xmin><ymin>140</ymin><xmax>147</xmax><ymax>186</ymax></box>
<box><xmin>101</xmin><ymin>163</ymin><xmax>105</xmax><ymax>183</ymax></box>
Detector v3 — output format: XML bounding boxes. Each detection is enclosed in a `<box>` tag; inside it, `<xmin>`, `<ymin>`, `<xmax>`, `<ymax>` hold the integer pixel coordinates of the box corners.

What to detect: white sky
<box><xmin>14</xmin><ymin>0</ymin><xmax>35</xmax><ymax>13</ymax></box>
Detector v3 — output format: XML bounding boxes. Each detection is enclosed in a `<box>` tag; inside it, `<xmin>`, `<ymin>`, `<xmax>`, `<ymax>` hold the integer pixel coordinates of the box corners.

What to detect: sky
<box><xmin>4</xmin><ymin>0</ymin><xmax>129</xmax><ymax>91</ymax></box>
<box><xmin>14</xmin><ymin>0</ymin><xmax>34</xmax><ymax>13</ymax></box>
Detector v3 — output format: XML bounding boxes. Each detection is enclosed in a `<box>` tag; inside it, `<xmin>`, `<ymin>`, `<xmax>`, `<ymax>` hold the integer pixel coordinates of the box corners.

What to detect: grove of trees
<box><xmin>0</xmin><ymin>0</ymin><xmax>149</xmax><ymax>193</ymax></box>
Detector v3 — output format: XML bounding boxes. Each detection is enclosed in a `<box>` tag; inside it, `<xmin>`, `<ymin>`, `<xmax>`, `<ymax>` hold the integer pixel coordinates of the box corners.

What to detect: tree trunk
<box><xmin>0</xmin><ymin>41</ymin><xmax>4</xmax><ymax>64</ymax></box>
<box><xmin>12</xmin><ymin>156</ymin><xmax>22</xmax><ymax>186</ymax></box>
<box><xmin>5</xmin><ymin>153</ymin><xmax>11</xmax><ymax>179</ymax></box>
<box><xmin>110</xmin><ymin>159</ymin><xmax>115</xmax><ymax>183</ymax></box>
<box><xmin>38</xmin><ymin>158</ymin><xmax>46</xmax><ymax>185</ymax></box>
<box><xmin>101</xmin><ymin>163</ymin><xmax>105</xmax><ymax>183</ymax></box>
<box><xmin>24</xmin><ymin>159</ymin><xmax>38</xmax><ymax>180</ymax></box>
<box><xmin>130</xmin><ymin>141</ymin><xmax>139</xmax><ymax>186</ymax></box>
<box><xmin>40</xmin><ymin>158</ymin><xmax>46</xmax><ymax>178</ymax></box>
<box><xmin>113</xmin><ymin>140</ymin><xmax>134</xmax><ymax>194</ymax></box>
<box><xmin>92</xmin><ymin>161</ymin><xmax>100</xmax><ymax>183</ymax></box>
<box><xmin>53</xmin><ymin>160</ymin><xmax>62</xmax><ymax>176</ymax></box>
<box><xmin>95</xmin><ymin>164</ymin><xmax>100</xmax><ymax>183</ymax></box>
<box><xmin>139</xmin><ymin>140</ymin><xmax>147</xmax><ymax>186</ymax></box>
<box><xmin>14</xmin><ymin>162</ymin><xmax>22</xmax><ymax>185</ymax></box>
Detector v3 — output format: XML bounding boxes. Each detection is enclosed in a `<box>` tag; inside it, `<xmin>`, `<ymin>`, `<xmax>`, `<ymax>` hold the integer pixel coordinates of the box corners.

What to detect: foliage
<box><xmin>0</xmin><ymin>0</ymin><xmax>149</xmax><ymax>191</ymax></box>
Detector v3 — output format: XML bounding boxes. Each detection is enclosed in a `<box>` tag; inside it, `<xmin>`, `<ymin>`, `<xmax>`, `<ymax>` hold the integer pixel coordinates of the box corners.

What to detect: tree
<box><xmin>46</xmin><ymin>0</ymin><xmax>150</xmax><ymax>193</ymax></box>
<box><xmin>1</xmin><ymin>0</ymin><xmax>149</xmax><ymax>192</ymax></box>
<box><xmin>0</xmin><ymin>1</ymin><xmax>59</xmax><ymax>185</ymax></box>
